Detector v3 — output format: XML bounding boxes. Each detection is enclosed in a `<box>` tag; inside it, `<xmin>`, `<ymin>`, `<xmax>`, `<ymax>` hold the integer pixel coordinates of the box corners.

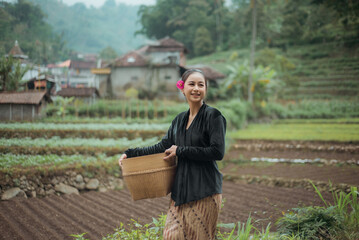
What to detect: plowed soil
<box><xmin>0</xmin><ymin>181</ymin><xmax>331</xmax><ymax>240</ymax></box>
<box><xmin>1</xmin><ymin>139</ymin><xmax>357</xmax><ymax>239</ymax></box>
<box><xmin>222</xmin><ymin>163</ymin><xmax>359</xmax><ymax>186</ymax></box>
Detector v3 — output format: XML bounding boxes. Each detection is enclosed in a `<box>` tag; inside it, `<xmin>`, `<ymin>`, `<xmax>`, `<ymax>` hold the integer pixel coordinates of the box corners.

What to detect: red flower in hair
<box><xmin>176</xmin><ymin>80</ymin><xmax>184</xmax><ymax>89</ymax></box>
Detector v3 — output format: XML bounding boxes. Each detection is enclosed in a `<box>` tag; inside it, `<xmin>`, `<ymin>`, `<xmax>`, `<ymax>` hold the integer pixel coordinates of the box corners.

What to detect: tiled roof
<box><xmin>147</xmin><ymin>37</ymin><xmax>188</xmax><ymax>53</ymax></box>
<box><xmin>56</xmin><ymin>60</ymin><xmax>71</xmax><ymax>68</ymax></box>
<box><xmin>70</xmin><ymin>61</ymin><xmax>97</xmax><ymax>69</ymax></box>
<box><xmin>56</xmin><ymin>87</ymin><xmax>100</xmax><ymax>97</ymax></box>
<box><xmin>113</xmin><ymin>51</ymin><xmax>148</xmax><ymax>67</ymax></box>
<box><xmin>136</xmin><ymin>37</ymin><xmax>188</xmax><ymax>54</ymax></box>
<box><xmin>185</xmin><ymin>65</ymin><xmax>226</xmax><ymax>80</ymax></box>
<box><xmin>0</xmin><ymin>91</ymin><xmax>49</xmax><ymax>104</ymax></box>
<box><xmin>158</xmin><ymin>37</ymin><xmax>185</xmax><ymax>48</ymax></box>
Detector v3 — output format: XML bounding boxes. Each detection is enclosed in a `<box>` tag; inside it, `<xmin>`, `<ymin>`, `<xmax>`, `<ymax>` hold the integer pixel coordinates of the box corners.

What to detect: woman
<box><xmin>118</xmin><ymin>69</ymin><xmax>227</xmax><ymax>240</ymax></box>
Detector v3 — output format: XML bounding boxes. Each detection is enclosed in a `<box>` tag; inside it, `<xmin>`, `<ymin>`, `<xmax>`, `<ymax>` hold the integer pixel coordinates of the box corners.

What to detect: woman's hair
<box><xmin>181</xmin><ymin>69</ymin><xmax>208</xmax><ymax>89</ymax></box>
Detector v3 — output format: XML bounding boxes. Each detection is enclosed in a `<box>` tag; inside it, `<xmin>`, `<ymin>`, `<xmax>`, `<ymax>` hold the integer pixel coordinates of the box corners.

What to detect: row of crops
<box><xmin>0</xmin><ymin>123</ymin><xmax>164</xmax><ymax>172</ymax></box>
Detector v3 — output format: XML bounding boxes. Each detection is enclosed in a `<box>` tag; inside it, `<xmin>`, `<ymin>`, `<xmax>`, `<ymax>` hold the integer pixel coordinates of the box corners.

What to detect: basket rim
<box><xmin>122</xmin><ymin>165</ymin><xmax>177</xmax><ymax>177</ymax></box>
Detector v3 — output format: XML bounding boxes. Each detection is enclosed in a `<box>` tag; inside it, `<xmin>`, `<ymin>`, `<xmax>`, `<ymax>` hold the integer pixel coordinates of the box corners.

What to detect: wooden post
<box><xmin>122</xmin><ymin>100</ymin><xmax>126</xmax><ymax>119</ymax></box>
<box><xmin>136</xmin><ymin>99</ymin><xmax>140</xmax><ymax>119</ymax></box>
<box><xmin>128</xmin><ymin>99</ymin><xmax>132</xmax><ymax>120</ymax></box>
<box><xmin>163</xmin><ymin>99</ymin><xmax>167</xmax><ymax>118</ymax></box>
<box><xmin>145</xmin><ymin>99</ymin><xmax>148</xmax><ymax>120</ymax></box>
<box><xmin>154</xmin><ymin>100</ymin><xmax>157</xmax><ymax>119</ymax></box>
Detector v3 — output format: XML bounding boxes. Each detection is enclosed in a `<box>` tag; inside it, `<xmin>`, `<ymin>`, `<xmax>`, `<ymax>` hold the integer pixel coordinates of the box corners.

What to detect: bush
<box><xmin>216</xmin><ymin>100</ymin><xmax>248</xmax><ymax>129</ymax></box>
<box><xmin>277</xmin><ymin>206</ymin><xmax>343</xmax><ymax>240</ymax></box>
<box><xmin>277</xmin><ymin>183</ymin><xmax>359</xmax><ymax>240</ymax></box>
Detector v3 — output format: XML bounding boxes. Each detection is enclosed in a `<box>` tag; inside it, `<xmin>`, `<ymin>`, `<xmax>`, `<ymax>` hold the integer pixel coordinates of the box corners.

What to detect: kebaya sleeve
<box><xmin>176</xmin><ymin>114</ymin><xmax>226</xmax><ymax>161</ymax></box>
<box><xmin>124</xmin><ymin>120</ymin><xmax>175</xmax><ymax>158</ymax></box>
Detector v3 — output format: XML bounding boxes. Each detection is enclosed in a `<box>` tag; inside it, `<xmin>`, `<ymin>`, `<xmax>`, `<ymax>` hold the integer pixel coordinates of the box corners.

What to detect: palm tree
<box><xmin>0</xmin><ymin>56</ymin><xmax>29</xmax><ymax>91</ymax></box>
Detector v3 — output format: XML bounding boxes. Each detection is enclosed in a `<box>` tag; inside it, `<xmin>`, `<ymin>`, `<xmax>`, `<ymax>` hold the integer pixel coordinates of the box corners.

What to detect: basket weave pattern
<box><xmin>122</xmin><ymin>153</ymin><xmax>177</xmax><ymax>201</ymax></box>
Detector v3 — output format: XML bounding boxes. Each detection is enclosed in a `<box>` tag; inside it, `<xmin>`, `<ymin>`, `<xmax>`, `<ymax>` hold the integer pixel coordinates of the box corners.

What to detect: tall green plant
<box><xmin>277</xmin><ymin>182</ymin><xmax>359</xmax><ymax>240</ymax></box>
<box><xmin>225</xmin><ymin>60</ymin><xmax>280</xmax><ymax>104</ymax></box>
<box><xmin>0</xmin><ymin>56</ymin><xmax>28</xmax><ymax>91</ymax></box>
<box><xmin>52</xmin><ymin>96</ymin><xmax>75</xmax><ymax>117</ymax></box>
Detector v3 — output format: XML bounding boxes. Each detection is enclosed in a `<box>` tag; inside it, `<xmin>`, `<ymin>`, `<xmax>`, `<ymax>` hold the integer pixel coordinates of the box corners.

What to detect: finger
<box><xmin>164</xmin><ymin>154</ymin><xmax>172</xmax><ymax>161</ymax></box>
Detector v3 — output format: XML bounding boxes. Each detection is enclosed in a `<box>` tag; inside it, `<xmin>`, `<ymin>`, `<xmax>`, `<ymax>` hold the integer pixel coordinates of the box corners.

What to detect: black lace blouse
<box><xmin>124</xmin><ymin>103</ymin><xmax>227</xmax><ymax>206</ymax></box>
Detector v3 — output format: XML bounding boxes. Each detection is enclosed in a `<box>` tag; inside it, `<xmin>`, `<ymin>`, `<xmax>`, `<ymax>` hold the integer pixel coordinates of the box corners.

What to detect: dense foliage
<box><xmin>277</xmin><ymin>184</ymin><xmax>359</xmax><ymax>240</ymax></box>
<box><xmin>0</xmin><ymin>55</ymin><xmax>29</xmax><ymax>91</ymax></box>
<box><xmin>0</xmin><ymin>0</ymin><xmax>69</xmax><ymax>64</ymax></box>
<box><xmin>137</xmin><ymin>0</ymin><xmax>359</xmax><ymax>57</ymax></box>
<box><xmin>41</xmin><ymin>99</ymin><xmax>359</xmax><ymax>130</ymax></box>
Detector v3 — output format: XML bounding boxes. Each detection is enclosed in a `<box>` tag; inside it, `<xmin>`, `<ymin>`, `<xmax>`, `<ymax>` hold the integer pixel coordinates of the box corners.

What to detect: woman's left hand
<box><xmin>164</xmin><ymin>145</ymin><xmax>177</xmax><ymax>161</ymax></box>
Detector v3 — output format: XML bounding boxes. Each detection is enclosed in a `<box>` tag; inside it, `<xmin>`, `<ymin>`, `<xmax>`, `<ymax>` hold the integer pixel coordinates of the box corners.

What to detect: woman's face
<box><xmin>181</xmin><ymin>72</ymin><xmax>206</xmax><ymax>103</ymax></box>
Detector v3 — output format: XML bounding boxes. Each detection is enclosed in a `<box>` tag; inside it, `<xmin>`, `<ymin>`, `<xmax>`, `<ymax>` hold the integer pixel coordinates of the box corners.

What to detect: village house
<box><xmin>56</xmin><ymin>87</ymin><xmax>100</xmax><ymax>104</ymax></box>
<box><xmin>24</xmin><ymin>74</ymin><xmax>56</xmax><ymax>95</ymax></box>
<box><xmin>0</xmin><ymin>91</ymin><xmax>52</xmax><ymax>121</ymax></box>
<box><xmin>48</xmin><ymin>58</ymin><xmax>98</xmax><ymax>89</ymax></box>
<box><xmin>92</xmin><ymin>37</ymin><xmax>226</xmax><ymax>100</ymax></box>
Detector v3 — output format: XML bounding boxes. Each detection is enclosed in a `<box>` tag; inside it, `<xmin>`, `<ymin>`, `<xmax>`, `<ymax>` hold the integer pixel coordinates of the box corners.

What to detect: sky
<box><xmin>61</xmin><ymin>0</ymin><xmax>156</xmax><ymax>8</ymax></box>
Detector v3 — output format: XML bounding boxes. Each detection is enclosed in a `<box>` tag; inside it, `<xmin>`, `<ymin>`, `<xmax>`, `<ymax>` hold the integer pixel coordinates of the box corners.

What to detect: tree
<box><xmin>193</xmin><ymin>26</ymin><xmax>214</xmax><ymax>56</ymax></box>
<box><xmin>0</xmin><ymin>0</ymin><xmax>69</xmax><ymax>64</ymax></box>
<box><xmin>0</xmin><ymin>56</ymin><xmax>29</xmax><ymax>92</ymax></box>
<box><xmin>137</xmin><ymin>0</ymin><xmax>224</xmax><ymax>56</ymax></box>
<box><xmin>248</xmin><ymin>0</ymin><xmax>257</xmax><ymax>104</ymax></box>
<box><xmin>225</xmin><ymin>60</ymin><xmax>279</xmax><ymax>103</ymax></box>
<box><xmin>99</xmin><ymin>46</ymin><xmax>118</xmax><ymax>60</ymax></box>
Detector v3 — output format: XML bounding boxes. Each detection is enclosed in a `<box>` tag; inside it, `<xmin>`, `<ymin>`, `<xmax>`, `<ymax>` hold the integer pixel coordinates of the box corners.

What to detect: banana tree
<box><xmin>225</xmin><ymin>60</ymin><xmax>280</xmax><ymax>104</ymax></box>
<box><xmin>53</xmin><ymin>96</ymin><xmax>75</xmax><ymax>118</ymax></box>
<box><xmin>0</xmin><ymin>56</ymin><xmax>29</xmax><ymax>91</ymax></box>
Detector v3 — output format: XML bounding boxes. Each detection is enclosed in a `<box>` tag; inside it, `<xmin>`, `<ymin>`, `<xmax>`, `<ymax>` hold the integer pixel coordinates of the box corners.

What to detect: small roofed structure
<box><xmin>25</xmin><ymin>75</ymin><xmax>56</xmax><ymax>95</ymax></box>
<box><xmin>0</xmin><ymin>91</ymin><xmax>51</xmax><ymax>121</ymax></box>
<box><xmin>56</xmin><ymin>87</ymin><xmax>100</xmax><ymax>104</ymax></box>
<box><xmin>6</xmin><ymin>40</ymin><xmax>28</xmax><ymax>61</ymax></box>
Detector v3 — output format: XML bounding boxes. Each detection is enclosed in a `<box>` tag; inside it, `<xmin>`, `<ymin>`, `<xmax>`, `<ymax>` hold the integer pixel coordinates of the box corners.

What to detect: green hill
<box><xmin>188</xmin><ymin>43</ymin><xmax>359</xmax><ymax>101</ymax></box>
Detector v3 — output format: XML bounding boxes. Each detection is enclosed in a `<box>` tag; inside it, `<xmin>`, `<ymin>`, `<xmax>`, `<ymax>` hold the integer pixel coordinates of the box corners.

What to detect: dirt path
<box><xmin>0</xmin><ymin>181</ymin><xmax>331</xmax><ymax>240</ymax></box>
<box><xmin>226</xmin><ymin>140</ymin><xmax>359</xmax><ymax>163</ymax></box>
<box><xmin>222</xmin><ymin>163</ymin><xmax>359</xmax><ymax>186</ymax></box>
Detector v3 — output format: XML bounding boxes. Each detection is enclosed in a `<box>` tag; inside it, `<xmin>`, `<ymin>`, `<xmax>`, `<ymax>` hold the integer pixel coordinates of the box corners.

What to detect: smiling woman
<box><xmin>118</xmin><ymin>69</ymin><xmax>227</xmax><ymax>239</ymax></box>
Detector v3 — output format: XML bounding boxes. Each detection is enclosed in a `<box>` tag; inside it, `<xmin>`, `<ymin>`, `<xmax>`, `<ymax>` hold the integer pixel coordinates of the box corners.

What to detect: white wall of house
<box><xmin>110</xmin><ymin>66</ymin><xmax>180</xmax><ymax>99</ymax></box>
<box><xmin>147</xmin><ymin>52</ymin><xmax>180</xmax><ymax>65</ymax></box>
<box><xmin>68</xmin><ymin>68</ymin><xmax>95</xmax><ymax>87</ymax></box>
<box><xmin>111</xmin><ymin>67</ymin><xmax>149</xmax><ymax>98</ymax></box>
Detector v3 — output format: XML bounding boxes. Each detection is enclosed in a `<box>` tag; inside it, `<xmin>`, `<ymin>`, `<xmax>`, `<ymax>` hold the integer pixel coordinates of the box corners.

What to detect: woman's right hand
<box><xmin>118</xmin><ymin>154</ymin><xmax>127</xmax><ymax>168</ymax></box>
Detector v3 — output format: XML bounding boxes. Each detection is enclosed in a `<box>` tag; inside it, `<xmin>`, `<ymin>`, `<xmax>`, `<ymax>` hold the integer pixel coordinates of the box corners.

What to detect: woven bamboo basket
<box><xmin>122</xmin><ymin>153</ymin><xmax>177</xmax><ymax>201</ymax></box>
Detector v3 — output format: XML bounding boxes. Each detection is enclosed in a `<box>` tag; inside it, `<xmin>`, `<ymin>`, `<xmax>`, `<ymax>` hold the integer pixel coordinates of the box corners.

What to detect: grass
<box><xmin>273</xmin><ymin>118</ymin><xmax>359</xmax><ymax>124</ymax></box>
<box><xmin>0</xmin><ymin>153</ymin><xmax>120</xmax><ymax>169</ymax></box>
<box><xmin>230</xmin><ymin>121</ymin><xmax>359</xmax><ymax>142</ymax></box>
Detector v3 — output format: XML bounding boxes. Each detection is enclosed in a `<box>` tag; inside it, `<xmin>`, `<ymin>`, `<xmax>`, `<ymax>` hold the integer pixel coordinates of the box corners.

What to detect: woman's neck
<box><xmin>188</xmin><ymin>101</ymin><xmax>203</xmax><ymax>117</ymax></box>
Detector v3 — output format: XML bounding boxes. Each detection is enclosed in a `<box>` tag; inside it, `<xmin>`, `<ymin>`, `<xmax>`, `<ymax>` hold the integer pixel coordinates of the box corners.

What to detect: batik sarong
<box><xmin>163</xmin><ymin>194</ymin><xmax>222</xmax><ymax>240</ymax></box>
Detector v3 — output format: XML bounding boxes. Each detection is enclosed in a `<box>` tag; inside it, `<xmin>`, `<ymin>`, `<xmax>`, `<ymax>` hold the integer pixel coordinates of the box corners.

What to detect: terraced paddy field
<box><xmin>1</xmin><ymin>121</ymin><xmax>358</xmax><ymax>239</ymax></box>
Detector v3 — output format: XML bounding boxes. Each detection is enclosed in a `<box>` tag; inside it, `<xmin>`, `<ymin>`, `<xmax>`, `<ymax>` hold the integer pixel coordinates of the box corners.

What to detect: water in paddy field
<box><xmin>251</xmin><ymin>157</ymin><xmax>359</xmax><ymax>165</ymax></box>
